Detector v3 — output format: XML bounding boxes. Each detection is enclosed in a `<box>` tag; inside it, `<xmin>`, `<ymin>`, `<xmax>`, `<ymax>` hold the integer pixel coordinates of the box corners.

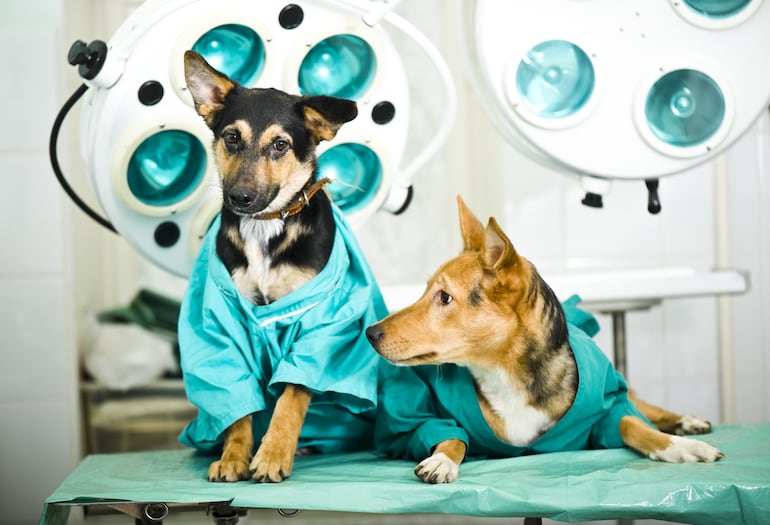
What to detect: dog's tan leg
<box><xmin>620</xmin><ymin>415</ymin><xmax>724</xmax><ymax>462</ymax></box>
<box><xmin>208</xmin><ymin>415</ymin><xmax>254</xmax><ymax>482</ymax></box>
<box><xmin>414</xmin><ymin>439</ymin><xmax>468</xmax><ymax>484</ymax></box>
<box><xmin>629</xmin><ymin>392</ymin><xmax>712</xmax><ymax>435</ymax></box>
<box><xmin>250</xmin><ymin>383</ymin><xmax>312</xmax><ymax>482</ymax></box>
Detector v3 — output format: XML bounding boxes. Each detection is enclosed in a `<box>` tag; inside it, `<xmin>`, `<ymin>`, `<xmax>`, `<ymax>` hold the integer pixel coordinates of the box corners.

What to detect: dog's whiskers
<box><xmin>329</xmin><ymin>178</ymin><xmax>366</xmax><ymax>194</ymax></box>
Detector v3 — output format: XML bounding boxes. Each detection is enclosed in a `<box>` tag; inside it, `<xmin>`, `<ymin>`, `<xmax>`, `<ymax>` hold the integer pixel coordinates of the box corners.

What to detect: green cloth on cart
<box><xmin>41</xmin><ymin>424</ymin><xmax>770</xmax><ymax>525</ymax></box>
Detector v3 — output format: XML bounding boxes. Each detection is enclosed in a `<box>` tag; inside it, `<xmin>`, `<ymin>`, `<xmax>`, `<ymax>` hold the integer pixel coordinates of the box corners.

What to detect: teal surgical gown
<box><xmin>178</xmin><ymin>205</ymin><xmax>388</xmax><ymax>454</ymax></box>
<box><xmin>375</xmin><ymin>296</ymin><xmax>653</xmax><ymax>461</ymax></box>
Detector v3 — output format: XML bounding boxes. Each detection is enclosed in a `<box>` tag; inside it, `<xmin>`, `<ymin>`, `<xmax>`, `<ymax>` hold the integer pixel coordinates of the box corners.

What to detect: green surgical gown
<box><xmin>178</xmin><ymin>205</ymin><xmax>388</xmax><ymax>454</ymax></box>
<box><xmin>375</xmin><ymin>296</ymin><xmax>653</xmax><ymax>461</ymax></box>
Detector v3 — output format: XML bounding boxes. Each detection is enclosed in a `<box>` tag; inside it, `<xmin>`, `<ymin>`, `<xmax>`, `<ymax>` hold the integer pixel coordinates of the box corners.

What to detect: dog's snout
<box><xmin>365</xmin><ymin>324</ymin><xmax>384</xmax><ymax>348</ymax></box>
<box><xmin>228</xmin><ymin>187</ymin><xmax>257</xmax><ymax>209</ymax></box>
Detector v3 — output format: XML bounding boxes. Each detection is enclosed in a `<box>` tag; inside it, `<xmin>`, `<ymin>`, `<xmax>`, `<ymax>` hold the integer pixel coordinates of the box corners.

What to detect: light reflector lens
<box><xmin>644</xmin><ymin>69</ymin><xmax>725</xmax><ymax>147</ymax></box>
<box><xmin>192</xmin><ymin>24</ymin><xmax>265</xmax><ymax>86</ymax></box>
<box><xmin>515</xmin><ymin>40</ymin><xmax>594</xmax><ymax>118</ymax></box>
<box><xmin>299</xmin><ymin>34</ymin><xmax>376</xmax><ymax>99</ymax></box>
<box><xmin>127</xmin><ymin>130</ymin><xmax>206</xmax><ymax>206</ymax></box>
<box><xmin>318</xmin><ymin>144</ymin><xmax>382</xmax><ymax>213</ymax></box>
<box><xmin>683</xmin><ymin>0</ymin><xmax>751</xmax><ymax>18</ymax></box>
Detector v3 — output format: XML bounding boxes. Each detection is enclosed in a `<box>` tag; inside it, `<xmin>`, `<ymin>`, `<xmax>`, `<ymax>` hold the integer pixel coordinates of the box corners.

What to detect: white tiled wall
<box><xmin>726</xmin><ymin>115</ymin><xmax>770</xmax><ymax>422</ymax></box>
<box><xmin>0</xmin><ymin>1</ymin><xmax>80</xmax><ymax>524</ymax></box>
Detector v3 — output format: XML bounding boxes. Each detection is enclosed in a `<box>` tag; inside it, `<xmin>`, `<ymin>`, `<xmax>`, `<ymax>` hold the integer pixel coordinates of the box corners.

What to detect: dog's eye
<box><xmin>223</xmin><ymin>130</ymin><xmax>240</xmax><ymax>145</ymax></box>
<box><xmin>273</xmin><ymin>139</ymin><xmax>290</xmax><ymax>152</ymax></box>
<box><xmin>437</xmin><ymin>290</ymin><xmax>453</xmax><ymax>305</ymax></box>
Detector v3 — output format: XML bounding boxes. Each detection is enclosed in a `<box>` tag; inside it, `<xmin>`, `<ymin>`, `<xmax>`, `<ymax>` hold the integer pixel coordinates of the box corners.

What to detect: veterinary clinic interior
<box><xmin>3</xmin><ymin>0</ymin><xmax>769</xmax><ymax>524</ymax></box>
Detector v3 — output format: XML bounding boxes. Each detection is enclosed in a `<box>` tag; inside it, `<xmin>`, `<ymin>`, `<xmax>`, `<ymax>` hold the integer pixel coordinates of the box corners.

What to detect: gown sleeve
<box><xmin>375</xmin><ymin>363</ymin><xmax>470</xmax><ymax>461</ymax></box>
<box><xmin>177</xmin><ymin>223</ymin><xmax>267</xmax><ymax>451</ymax></box>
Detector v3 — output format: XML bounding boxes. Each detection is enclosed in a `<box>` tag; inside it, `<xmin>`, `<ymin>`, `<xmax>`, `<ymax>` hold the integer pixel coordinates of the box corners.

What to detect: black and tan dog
<box><xmin>367</xmin><ymin>196</ymin><xmax>723</xmax><ymax>483</ymax></box>
<box><xmin>179</xmin><ymin>51</ymin><xmax>386</xmax><ymax>483</ymax></box>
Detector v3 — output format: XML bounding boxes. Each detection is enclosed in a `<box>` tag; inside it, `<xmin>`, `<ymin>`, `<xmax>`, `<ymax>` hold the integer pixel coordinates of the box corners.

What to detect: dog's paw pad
<box><xmin>675</xmin><ymin>415</ymin><xmax>712</xmax><ymax>435</ymax></box>
<box><xmin>208</xmin><ymin>459</ymin><xmax>251</xmax><ymax>482</ymax></box>
<box><xmin>649</xmin><ymin>435</ymin><xmax>724</xmax><ymax>463</ymax></box>
<box><xmin>414</xmin><ymin>452</ymin><xmax>459</xmax><ymax>484</ymax></box>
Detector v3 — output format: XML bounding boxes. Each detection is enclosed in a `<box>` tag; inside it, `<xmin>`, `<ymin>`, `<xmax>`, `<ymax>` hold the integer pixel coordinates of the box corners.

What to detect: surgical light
<box><xmin>191</xmin><ymin>24</ymin><xmax>266</xmax><ymax>86</ymax></box>
<box><xmin>461</xmin><ymin>0</ymin><xmax>770</xmax><ymax>211</ymax></box>
<box><xmin>684</xmin><ymin>0</ymin><xmax>752</xmax><ymax>18</ymax></box>
<box><xmin>514</xmin><ymin>40</ymin><xmax>595</xmax><ymax>120</ymax></box>
<box><xmin>319</xmin><ymin>143</ymin><xmax>383</xmax><ymax>213</ymax></box>
<box><xmin>644</xmin><ymin>69</ymin><xmax>726</xmax><ymax>148</ymax></box>
<box><xmin>53</xmin><ymin>0</ymin><xmax>455</xmax><ymax>277</ymax></box>
<box><xmin>127</xmin><ymin>130</ymin><xmax>207</xmax><ymax>207</ymax></box>
<box><xmin>298</xmin><ymin>34</ymin><xmax>376</xmax><ymax>99</ymax></box>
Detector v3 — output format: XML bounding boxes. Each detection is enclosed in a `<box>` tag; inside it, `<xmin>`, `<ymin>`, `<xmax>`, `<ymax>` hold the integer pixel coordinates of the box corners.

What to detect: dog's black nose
<box><xmin>228</xmin><ymin>187</ymin><xmax>257</xmax><ymax>209</ymax></box>
<box><xmin>365</xmin><ymin>325</ymin><xmax>384</xmax><ymax>348</ymax></box>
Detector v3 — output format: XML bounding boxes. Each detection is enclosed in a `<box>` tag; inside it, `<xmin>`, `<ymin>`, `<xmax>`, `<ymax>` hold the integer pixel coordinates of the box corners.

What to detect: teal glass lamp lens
<box><xmin>127</xmin><ymin>131</ymin><xmax>206</xmax><ymax>206</ymax></box>
<box><xmin>515</xmin><ymin>40</ymin><xmax>595</xmax><ymax>118</ymax></box>
<box><xmin>644</xmin><ymin>69</ymin><xmax>725</xmax><ymax>147</ymax></box>
<box><xmin>684</xmin><ymin>0</ymin><xmax>751</xmax><ymax>18</ymax></box>
<box><xmin>192</xmin><ymin>24</ymin><xmax>265</xmax><ymax>85</ymax></box>
<box><xmin>318</xmin><ymin>144</ymin><xmax>382</xmax><ymax>213</ymax></box>
<box><xmin>298</xmin><ymin>34</ymin><xmax>376</xmax><ymax>99</ymax></box>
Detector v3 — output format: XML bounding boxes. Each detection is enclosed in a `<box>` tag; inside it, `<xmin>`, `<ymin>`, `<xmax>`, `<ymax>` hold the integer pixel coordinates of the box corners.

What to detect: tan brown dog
<box><xmin>180</xmin><ymin>51</ymin><xmax>386</xmax><ymax>483</ymax></box>
<box><xmin>367</xmin><ymin>196</ymin><xmax>723</xmax><ymax>483</ymax></box>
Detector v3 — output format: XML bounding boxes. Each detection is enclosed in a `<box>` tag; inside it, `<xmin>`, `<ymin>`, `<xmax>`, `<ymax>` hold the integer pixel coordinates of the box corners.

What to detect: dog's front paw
<box><xmin>649</xmin><ymin>435</ymin><xmax>724</xmax><ymax>463</ymax></box>
<box><xmin>250</xmin><ymin>445</ymin><xmax>294</xmax><ymax>483</ymax></box>
<box><xmin>414</xmin><ymin>452</ymin><xmax>460</xmax><ymax>484</ymax></box>
<box><xmin>208</xmin><ymin>459</ymin><xmax>251</xmax><ymax>482</ymax></box>
<box><xmin>674</xmin><ymin>415</ymin><xmax>712</xmax><ymax>435</ymax></box>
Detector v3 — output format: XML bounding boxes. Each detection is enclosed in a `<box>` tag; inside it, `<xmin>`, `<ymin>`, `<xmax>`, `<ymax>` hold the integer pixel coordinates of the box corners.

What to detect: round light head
<box><xmin>669</xmin><ymin>0</ymin><xmax>762</xmax><ymax>29</ymax></box>
<box><xmin>514</xmin><ymin>39</ymin><xmax>595</xmax><ymax>119</ymax></box>
<box><xmin>298</xmin><ymin>34</ymin><xmax>376</xmax><ymax>99</ymax></box>
<box><xmin>127</xmin><ymin>129</ymin><xmax>208</xmax><ymax>207</ymax></box>
<box><xmin>683</xmin><ymin>0</ymin><xmax>752</xmax><ymax>18</ymax></box>
<box><xmin>192</xmin><ymin>24</ymin><xmax>265</xmax><ymax>86</ymax></box>
<box><xmin>644</xmin><ymin>69</ymin><xmax>726</xmax><ymax>148</ymax></box>
<box><xmin>318</xmin><ymin>143</ymin><xmax>383</xmax><ymax>214</ymax></box>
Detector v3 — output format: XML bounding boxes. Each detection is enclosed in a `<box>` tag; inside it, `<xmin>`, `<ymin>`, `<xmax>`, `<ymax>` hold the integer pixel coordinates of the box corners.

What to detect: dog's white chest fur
<box><xmin>468</xmin><ymin>365</ymin><xmax>555</xmax><ymax>446</ymax></box>
<box><xmin>231</xmin><ymin>218</ymin><xmax>283</xmax><ymax>302</ymax></box>
<box><xmin>230</xmin><ymin>217</ymin><xmax>316</xmax><ymax>304</ymax></box>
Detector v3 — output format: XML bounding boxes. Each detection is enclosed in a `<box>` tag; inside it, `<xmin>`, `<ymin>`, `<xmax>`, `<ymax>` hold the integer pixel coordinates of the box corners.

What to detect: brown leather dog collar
<box><xmin>251</xmin><ymin>177</ymin><xmax>332</xmax><ymax>220</ymax></box>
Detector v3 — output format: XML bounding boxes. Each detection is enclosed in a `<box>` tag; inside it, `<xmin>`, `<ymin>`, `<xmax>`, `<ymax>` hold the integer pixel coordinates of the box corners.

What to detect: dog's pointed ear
<box><xmin>483</xmin><ymin>217</ymin><xmax>521</xmax><ymax>279</ymax></box>
<box><xmin>184</xmin><ymin>50</ymin><xmax>235</xmax><ymax>127</ymax></box>
<box><xmin>300</xmin><ymin>96</ymin><xmax>358</xmax><ymax>144</ymax></box>
<box><xmin>458</xmin><ymin>196</ymin><xmax>486</xmax><ymax>252</ymax></box>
